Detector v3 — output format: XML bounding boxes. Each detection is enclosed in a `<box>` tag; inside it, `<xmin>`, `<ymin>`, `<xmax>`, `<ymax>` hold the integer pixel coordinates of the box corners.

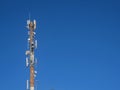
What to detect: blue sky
<box><xmin>0</xmin><ymin>0</ymin><xmax>120</xmax><ymax>90</ymax></box>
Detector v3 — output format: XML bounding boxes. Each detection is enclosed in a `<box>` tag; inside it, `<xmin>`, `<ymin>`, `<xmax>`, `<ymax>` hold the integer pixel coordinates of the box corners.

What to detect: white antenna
<box><xmin>26</xmin><ymin>13</ymin><xmax>31</xmax><ymax>29</ymax></box>
<box><xmin>26</xmin><ymin>80</ymin><xmax>29</xmax><ymax>90</ymax></box>
<box><xmin>34</xmin><ymin>20</ymin><xmax>36</xmax><ymax>29</ymax></box>
<box><xmin>26</xmin><ymin>57</ymin><xmax>29</xmax><ymax>67</ymax></box>
<box><xmin>35</xmin><ymin>40</ymin><xmax>37</xmax><ymax>49</ymax></box>
<box><xmin>34</xmin><ymin>71</ymin><xmax>37</xmax><ymax>74</ymax></box>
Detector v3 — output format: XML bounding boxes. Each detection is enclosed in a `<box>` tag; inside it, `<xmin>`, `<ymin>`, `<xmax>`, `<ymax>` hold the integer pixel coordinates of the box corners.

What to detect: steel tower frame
<box><xmin>25</xmin><ymin>19</ymin><xmax>37</xmax><ymax>90</ymax></box>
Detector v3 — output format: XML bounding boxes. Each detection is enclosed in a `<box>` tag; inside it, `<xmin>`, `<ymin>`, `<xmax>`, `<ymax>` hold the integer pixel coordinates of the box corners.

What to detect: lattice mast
<box><xmin>25</xmin><ymin>19</ymin><xmax>37</xmax><ymax>90</ymax></box>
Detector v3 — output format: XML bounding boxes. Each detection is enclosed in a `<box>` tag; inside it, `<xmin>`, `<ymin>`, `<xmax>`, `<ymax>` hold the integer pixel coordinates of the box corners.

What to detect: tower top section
<box><xmin>27</xmin><ymin>19</ymin><xmax>36</xmax><ymax>30</ymax></box>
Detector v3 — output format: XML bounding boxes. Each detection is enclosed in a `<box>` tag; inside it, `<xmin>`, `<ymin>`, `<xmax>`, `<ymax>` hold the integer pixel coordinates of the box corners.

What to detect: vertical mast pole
<box><xmin>26</xmin><ymin>19</ymin><xmax>37</xmax><ymax>90</ymax></box>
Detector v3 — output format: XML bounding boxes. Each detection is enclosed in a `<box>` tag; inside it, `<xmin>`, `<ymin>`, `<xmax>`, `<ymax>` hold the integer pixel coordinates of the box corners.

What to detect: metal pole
<box><xmin>26</xmin><ymin>19</ymin><xmax>37</xmax><ymax>90</ymax></box>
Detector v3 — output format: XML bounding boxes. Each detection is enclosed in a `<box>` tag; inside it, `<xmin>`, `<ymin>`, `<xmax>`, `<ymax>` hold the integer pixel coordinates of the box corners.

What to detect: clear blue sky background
<box><xmin>0</xmin><ymin>0</ymin><xmax>120</xmax><ymax>90</ymax></box>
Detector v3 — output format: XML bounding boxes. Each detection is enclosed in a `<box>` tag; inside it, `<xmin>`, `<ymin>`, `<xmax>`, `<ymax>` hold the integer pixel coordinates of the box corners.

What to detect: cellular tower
<box><xmin>25</xmin><ymin>19</ymin><xmax>37</xmax><ymax>90</ymax></box>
